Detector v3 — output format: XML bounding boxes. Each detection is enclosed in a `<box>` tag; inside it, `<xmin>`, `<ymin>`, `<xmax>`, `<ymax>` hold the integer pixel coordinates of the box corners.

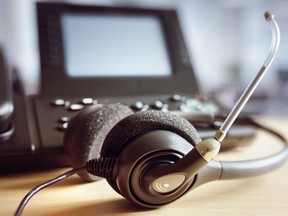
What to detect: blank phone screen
<box><xmin>61</xmin><ymin>14</ymin><xmax>172</xmax><ymax>77</ymax></box>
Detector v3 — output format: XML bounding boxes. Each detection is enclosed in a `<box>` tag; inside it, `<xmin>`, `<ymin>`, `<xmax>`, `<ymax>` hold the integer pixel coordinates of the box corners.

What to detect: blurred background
<box><xmin>0</xmin><ymin>0</ymin><xmax>288</xmax><ymax>115</ymax></box>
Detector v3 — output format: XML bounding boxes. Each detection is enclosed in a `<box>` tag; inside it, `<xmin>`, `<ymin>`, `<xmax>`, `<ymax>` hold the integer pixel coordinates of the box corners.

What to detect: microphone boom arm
<box><xmin>215</xmin><ymin>12</ymin><xmax>281</xmax><ymax>142</ymax></box>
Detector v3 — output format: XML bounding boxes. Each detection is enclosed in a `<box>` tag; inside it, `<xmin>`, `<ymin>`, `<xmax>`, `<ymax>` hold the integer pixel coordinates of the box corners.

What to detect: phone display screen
<box><xmin>61</xmin><ymin>14</ymin><xmax>172</xmax><ymax>77</ymax></box>
<box><xmin>38</xmin><ymin>3</ymin><xmax>198</xmax><ymax>98</ymax></box>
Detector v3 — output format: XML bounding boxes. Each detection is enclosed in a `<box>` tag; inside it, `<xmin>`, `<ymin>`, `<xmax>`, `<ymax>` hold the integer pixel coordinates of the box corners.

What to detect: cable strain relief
<box><xmin>86</xmin><ymin>157</ymin><xmax>118</xmax><ymax>180</ymax></box>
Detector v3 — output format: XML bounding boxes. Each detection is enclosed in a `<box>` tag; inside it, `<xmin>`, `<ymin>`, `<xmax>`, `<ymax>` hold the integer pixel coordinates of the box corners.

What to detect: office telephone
<box><xmin>0</xmin><ymin>2</ymin><xmax>256</xmax><ymax>172</ymax></box>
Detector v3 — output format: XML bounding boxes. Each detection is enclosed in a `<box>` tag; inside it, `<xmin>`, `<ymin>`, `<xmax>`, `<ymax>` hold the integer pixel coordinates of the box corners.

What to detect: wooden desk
<box><xmin>1</xmin><ymin>117</ymin><xmax>288</xmax><ymax>216</ymax></box>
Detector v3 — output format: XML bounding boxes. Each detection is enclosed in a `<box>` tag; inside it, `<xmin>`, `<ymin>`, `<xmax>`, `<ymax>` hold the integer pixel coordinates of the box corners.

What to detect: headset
<box><xmin>15</xmin><ymin>12</ymin><xmax>288</xmax><ymax>215</ymax></box>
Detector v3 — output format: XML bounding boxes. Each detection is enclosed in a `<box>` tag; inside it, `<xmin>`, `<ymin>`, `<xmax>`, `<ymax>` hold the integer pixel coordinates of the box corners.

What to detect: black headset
<box><xmin>63</xmin><ymin>103</ymin><xmax>288</xmax><ymax>208</ymax></box>
<box><xmin>14</xmin><ymin>11</ymin><xmax>288</xmax><ymax>215</ymax></box>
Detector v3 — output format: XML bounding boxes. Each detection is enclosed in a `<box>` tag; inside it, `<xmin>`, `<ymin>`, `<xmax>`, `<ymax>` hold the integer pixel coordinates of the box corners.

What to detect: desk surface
<box><xmin>1</xmin><ymin>117</ymin><xmax>288</xmax><ymax>216</ymax></box>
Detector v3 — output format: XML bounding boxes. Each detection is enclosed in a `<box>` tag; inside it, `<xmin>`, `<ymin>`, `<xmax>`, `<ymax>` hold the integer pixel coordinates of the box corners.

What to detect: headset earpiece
<box><xmin>100</xmin><ymin>110</ymin><xmax>202</xmax><ymax>206</ymax></box>
<box><xmin>63</xmin><ymin>103</ymin><xmax>133</xmax><ymax>181</ymax></box>
<box><xmin>65</xmin><ymin>102</ymin><xmax>202</xmax><ymax>205</ymax></box>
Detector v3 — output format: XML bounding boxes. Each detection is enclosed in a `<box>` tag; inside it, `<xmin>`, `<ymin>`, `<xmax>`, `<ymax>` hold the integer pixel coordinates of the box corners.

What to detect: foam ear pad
<box><xmin>100</xmin><ymin>110</ymin><xmax>202</xmax><ymax>192</ymax></box>
<box><xmin>63</xmin><ymin>103</ymin><xmax>133</xmax><ymax>181</ymax></box>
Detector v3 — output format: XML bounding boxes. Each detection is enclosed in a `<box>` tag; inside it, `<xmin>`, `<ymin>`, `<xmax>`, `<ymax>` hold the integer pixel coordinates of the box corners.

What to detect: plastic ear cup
<box><xmin>100</xmin><ymin>110</ymin><xmax>202</xmax><ymax>194</ymax></box>
<box><xmin>63</xmin><ymin>103</ymin><xmax>133</xmax><ymax>181</ymax></box>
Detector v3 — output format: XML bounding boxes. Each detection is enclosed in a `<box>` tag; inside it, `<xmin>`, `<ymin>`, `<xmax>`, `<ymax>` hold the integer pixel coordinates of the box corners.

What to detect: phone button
<box><xmin>81</xmin><ymin>98</ymin><xmax>95</xmax><ymax>105</ymax></box>
<box><xmin>58</xmin><ymin>116</ymin><xmax>69</xmax><ymax>123</ymax></box>
<box><xmin>169</xmin><ymin>94</ymin><xmax>186</xmax><ymax>102</ymax></box>
<box><xmin>150</xmin><ymin>101</ymin><xmax>169</xmax><ymax>111</ymax></box>
<box><xmin>130</xmin><ymin>101</ymin><xmax>148</xmax><ymax>111</ymax></box>
<box><xmin>57</xmin><ymin>122</ymin><xmax>68</xmax><ymax>131</ymax></box>
<box><xmin>51</xmin><ymin>99</ymin><xmax>66</xmax><ymax>106</ymax></box>
<box><xmin>68</xmin><ymin>104</ymin><xmax>84</xmax><ymax>111</ymax></box>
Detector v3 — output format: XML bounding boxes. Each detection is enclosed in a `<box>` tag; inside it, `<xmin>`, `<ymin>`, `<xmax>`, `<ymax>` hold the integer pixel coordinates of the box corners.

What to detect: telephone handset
<box><xmin>0</xmin><ymin>47</ymin><xmax>13</xmax><ymax>138</ymax></box>
<box><xmin>0</xmin><ymin>47</ymin><xmax>35</xmax><ymax>170</ymax></box>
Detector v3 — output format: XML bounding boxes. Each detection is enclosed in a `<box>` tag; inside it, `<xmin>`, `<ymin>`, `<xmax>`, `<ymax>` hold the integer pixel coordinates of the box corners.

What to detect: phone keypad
<box><xmin>33</xmin><ymin>94</ymin><xmax>222</xmax><ymax>151</ymax></box>
<box><xmin>49</xmin><ymin>94</ymin><xmax>221</xmax><ymax>133</ymax></box>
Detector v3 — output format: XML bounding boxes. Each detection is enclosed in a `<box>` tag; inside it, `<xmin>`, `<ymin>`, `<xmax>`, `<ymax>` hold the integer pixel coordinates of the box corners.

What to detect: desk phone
<box><xmin>0</xmin><ymin>2</ymin><xmax>255</xmax><ymax>172</ymax></box>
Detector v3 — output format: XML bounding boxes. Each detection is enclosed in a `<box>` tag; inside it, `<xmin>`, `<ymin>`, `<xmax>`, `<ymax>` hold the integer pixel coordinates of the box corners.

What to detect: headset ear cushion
<box><xmin>63</xmin><ymin>103</ymin><xmax>133</xmax><ymax>181</ymax></box>
<box><xmin>100</xmin><ymin>110</ymin><xmax>201</xmax><ymax>192</ymax></box>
